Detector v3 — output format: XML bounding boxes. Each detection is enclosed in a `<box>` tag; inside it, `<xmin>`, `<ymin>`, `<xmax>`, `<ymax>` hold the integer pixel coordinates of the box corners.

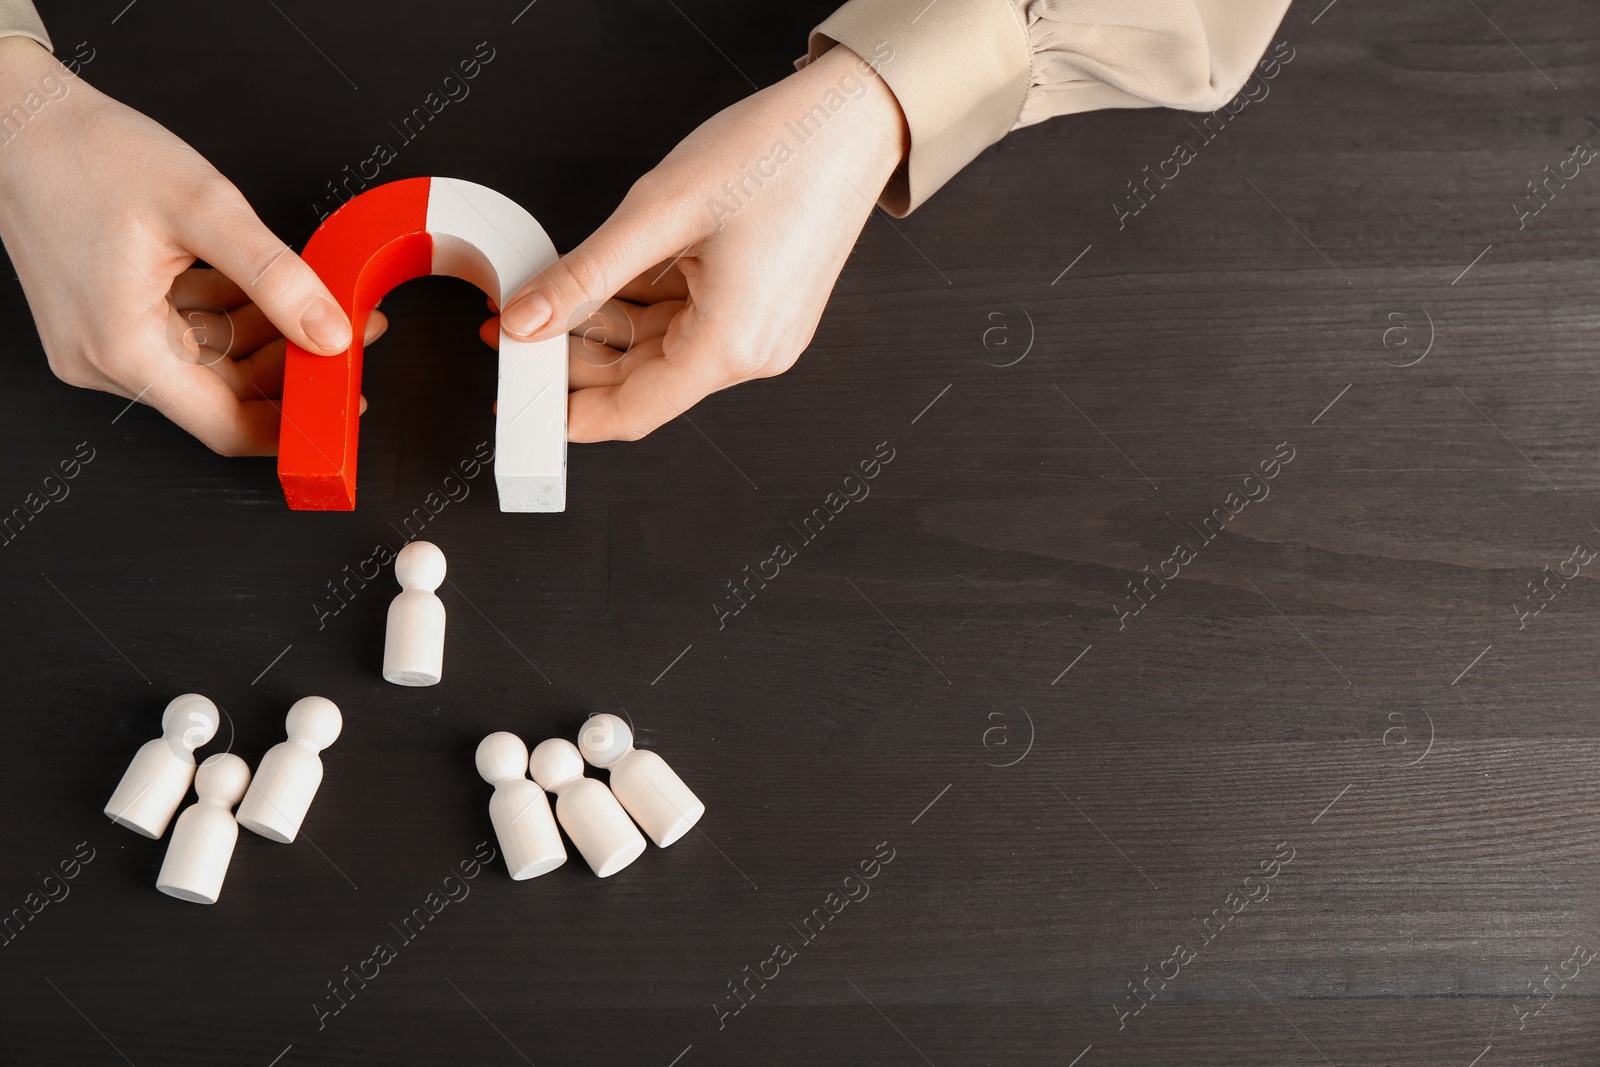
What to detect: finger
<box><xmin>569</xmin><ymin>298</ymin><xmax>637</xmax><ymax>353</ymax></box>
<box><xmin>483</xmin><ymin>302</ymin><xmax>660</xmax><ymax>355</ymax></box>
<box><xmin>616</xmin><ymin>258</ymin><xmax>689</xmax><ymax>303</ymax></box>
<box><xmin>567</xmin><ymin>342</ymin><xmax>732</xmax><ymax>442</ymax></box>
<box><xmin>572</xmin><ymin>297</ymin><xmax>683</xmax><ymax>353</ymax></box>
<box><xmin>174</xmin><ymin>180</ymin><xmax>352</xmax><ymax>356</ymax></box>
<box><xmin>169</xmin><ymin>267</ymin><xmax>249</xmax><ymax>311</ymax></box>
<box><xmin>482</xmin><ymin>318</ymin><xmax>645</xmax><ymax>384</ymax></box>
<box><xmin>568</xmin><ymin>333</ymin><xmax>659</xmax><ymax>389</ymax></box>
<box><xmin>235</xmin><ymin>339</ymin><xmax>287</xmax><ymax>399</ymax></box>
<box><xmin>201</xmin><ymin>338</ymin><xmax>282</xmax><ymax>400</ymax></box>
<box><xmin>180</xmin><ymin>303</ymin><xmax>280</xmax><ymax>362</ymax></box>
<box><xmin>625</xmin><ymin>299</ymin><xmax>683</xmax><ymax>345</ymax></box>
<box><xmin>361</xmin><ymin>309</ymin><xmax>390</xmax><ymax>347</ymax></box>
<box><xmin>206</xmin><ymin>309</ymin><xmax>388</xmax><ymax>402</ymax></box>
<box><xmin>133</xmin><ymin>355</ymin><xmax>281</xmax><ymax>456</ymax></box>
<box><xmin>568</xmin><ymin>332</ymin><xmax>630</xmax><ymax>385</ymax></box>
<box><xmin>499</xmin><ymin>194</ymin><xmax>700</xmax><ymax>343</ymax></box>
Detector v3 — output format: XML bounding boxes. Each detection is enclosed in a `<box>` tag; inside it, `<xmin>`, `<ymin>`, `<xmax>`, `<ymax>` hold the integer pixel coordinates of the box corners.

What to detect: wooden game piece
<box><xmin>383</xmin><ymin>540</ymin><xmax>447</xmax><ymax>686</ymax></box>
<box><xmin>577</xmin><ymin>713</ymin><xmax>704</xmax><ymax>848</ymax></box>
<box><xmin>105</xmin><ymin>693</ymin><xmax>221</xmax><ymax>839</ymax></box>
<box><xmin>235</xmin><ymin>696</ymin><xmax>341</xmax><ymax>844</ymax></box>
<box><xmin>156</xmin><ymin>753</ymin><xmax>250</xmax><ymax>905</ymax></box>
<box><xmin>476</xmin><ymin>732</ymin><xmax>566</xmax><ymax>880</ymax></box>
<box><xmin>278</xmin><ymin>176</ymin><xmax>566</xmax><ymax>512</ymax></box>
<box><xmin>528</xmin><ymin>738</ymin><xmax>645</xmax><ymax>878</ymax></box>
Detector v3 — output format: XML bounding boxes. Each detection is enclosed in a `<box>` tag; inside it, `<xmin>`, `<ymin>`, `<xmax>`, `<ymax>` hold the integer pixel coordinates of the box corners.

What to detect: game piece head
<box><xmin>476</xmin><ymin>732</ymin><xmax>530</xmax><ymax>784</ymax></box>
<box><xmin>285</xmin><ymin>696</ymin><xmax>342</xmax><ymax>750</ymax></box>
<box><xmin>578</xmin><ymin>714</ymin><xmax>633</xmax><ymax>769</ymax></box>
<box><xmin>529</xmin><ymin>738</ymin><xmax>585</xmax><ymax>791</ymax></box>
<box><xmin>395</xmin><ymin>540</ymin><xmax>447</xmax><ymax>592</ymax></box>
<box><xmin>195</xmin><ymin>753</ymin><xmax>251</xmax><ymax>807</ymax></box>
<box><xmin>162</xmin><ymin>693</ymin><xmax>220</xmax><ymax>751</ymax></box>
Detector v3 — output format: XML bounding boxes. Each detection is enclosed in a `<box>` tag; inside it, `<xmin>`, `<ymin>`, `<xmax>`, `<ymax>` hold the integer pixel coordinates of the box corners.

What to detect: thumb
<box><xmin>500</xmin><ymin>201</ymin><xmax>696</xmax><ymax>342</ymax></box>
<box><xmin>176</xmin><ymin>181</ymin><xmax>352</xmax><ymax>356</ymax></box>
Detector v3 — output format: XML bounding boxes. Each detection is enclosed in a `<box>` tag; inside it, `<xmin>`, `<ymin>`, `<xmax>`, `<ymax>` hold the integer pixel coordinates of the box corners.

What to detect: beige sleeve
<box><xmin>0</xmin><ymin>0</ymin><xmax>50</xmax><ymax>50</ymax></box>
<box><xmin>805</xmin><ymin>0</ymin><xmax>1291</xmax><ymax>215</ymax></box>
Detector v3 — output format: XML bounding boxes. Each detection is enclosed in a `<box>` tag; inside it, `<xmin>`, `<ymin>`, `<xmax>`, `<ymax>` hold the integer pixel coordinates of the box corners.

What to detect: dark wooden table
<box><xmin>3</xmin><ymin>1</ymin><xmax>1598</xmax><ymax>1063</ymax></box>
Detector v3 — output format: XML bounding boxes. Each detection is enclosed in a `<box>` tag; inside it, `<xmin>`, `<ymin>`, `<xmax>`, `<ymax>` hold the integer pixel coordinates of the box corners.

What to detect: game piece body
<box><xmin>236</xmin><ymin>696</ymin><xmax>342</xmax><ymax>844</ymax></box>
<box><xmin>156</xmin><ymin>753</ymin><xmax>251</xmax><ymax>905</ymax></box>
<box><xmin>578</xmin><ymin>713</ymin><xmax>705</xmax><ymax>847</ymax></box>
<box><xmin>476</xmin><ymin>732</ymin><xmax>565</xmax><ymax>880</ymax></box>
<box><xmin>383</xmin><ymin>541</ymin><xmax>447</xmax><ymax>686</ymax></box>
<box><xmin>105</xmin><ymin>693</ymin><xmax>221</xmax><ymax>839</ymax></box>
<box><xmin>278</xmin><ymin>176</ymin><xmax>566</xmax><ymax>512</ymax></box>
<box><xmin>529</xmin><ymin>738</ymin><xmax>645</xmax><ymax>878</ymax></box>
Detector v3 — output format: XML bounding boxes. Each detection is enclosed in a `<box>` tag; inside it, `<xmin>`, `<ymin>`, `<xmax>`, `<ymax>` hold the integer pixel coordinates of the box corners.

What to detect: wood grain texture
<box><xmin>2</xmin><ymin>0</ymin><xmax>1598</xmax><ymax>1063</ymax></box>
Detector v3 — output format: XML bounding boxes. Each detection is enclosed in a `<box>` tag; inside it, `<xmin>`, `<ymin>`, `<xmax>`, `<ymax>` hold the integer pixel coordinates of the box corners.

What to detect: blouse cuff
<box><xmin>806</xmin><ymin>0</ymin><xmax>1030</xmax><ymax>216</ymax></box>
<box><xmin>0</xmin><ymin>0</ymin><xmax>51</xmax><ymax>51</ymax></box>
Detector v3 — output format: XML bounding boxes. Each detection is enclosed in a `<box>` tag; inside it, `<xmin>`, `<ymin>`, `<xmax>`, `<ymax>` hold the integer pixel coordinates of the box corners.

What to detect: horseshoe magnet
<box><xmin>277</xmin><ymin>176</ymin><xmax>566</xmax><ymax>512</ymax></box>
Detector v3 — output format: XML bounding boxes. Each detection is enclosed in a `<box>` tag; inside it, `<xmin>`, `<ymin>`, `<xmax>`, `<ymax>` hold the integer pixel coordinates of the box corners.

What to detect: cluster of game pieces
<box><xmin>103</xmin><ymin>693</ymin><xmax>340</xmax><ymax>904</ymax></box>
<box><xmin>478</xmin><ymin>714</ymin><xmax>704</xmax><ymax>879</ymax></box>
<box><xmin>104</xmin><ymin>540</ymin><xmax>706</xmax><ymax>902</ymax></box>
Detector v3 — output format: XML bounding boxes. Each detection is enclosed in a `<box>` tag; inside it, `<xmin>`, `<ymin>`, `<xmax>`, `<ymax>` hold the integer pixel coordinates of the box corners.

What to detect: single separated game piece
<box><xmin>105</xmin><ymin>693</ymin><xmax>221</xmax><ymax>839</ymax></box>
<box><xmin>529</xmin><ymin>738</ymin><xmax>645</xmax><ymax>878</ymax></box>
<box><xmin>156</xmin><ymin>753</ymin><xmax>251</xmax><ymax>905</ymax></box>
<box><xmin>236</xmin><ymin>696</ymin><xmax>342</xmax><ymax>843</ymax></box>
<box><xmin>578</xmin><ymin>714</ymin><xmax>704</xmax><ymax>847</ymax></box>
<box><xmin>476</xmin><ymin>732</ymin><xmax>566</xmax><ymax>880</ymax></box>
<box><xmin>383</xmin><ymin>540</ymin><xmax>447</xmax><ymax>686</ymax></box>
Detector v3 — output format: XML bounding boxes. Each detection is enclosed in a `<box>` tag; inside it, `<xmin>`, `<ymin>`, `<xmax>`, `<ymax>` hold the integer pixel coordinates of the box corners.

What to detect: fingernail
<box><xmin>301</xmin><ymin>298</ymin><xmax>352</xmax><ymax>353</ymax></box>
<box><xmin>502</xmin><ymin>291</ymin><xmax>552</xmax><ymax>338</ymax></box>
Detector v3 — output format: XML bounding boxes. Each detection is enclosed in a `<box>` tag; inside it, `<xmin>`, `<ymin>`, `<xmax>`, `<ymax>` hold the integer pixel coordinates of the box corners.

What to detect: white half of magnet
<box><xmin>426</xmin><ymin>177</ymin><xmax>567</xmax><ymax>513</ymax></box>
